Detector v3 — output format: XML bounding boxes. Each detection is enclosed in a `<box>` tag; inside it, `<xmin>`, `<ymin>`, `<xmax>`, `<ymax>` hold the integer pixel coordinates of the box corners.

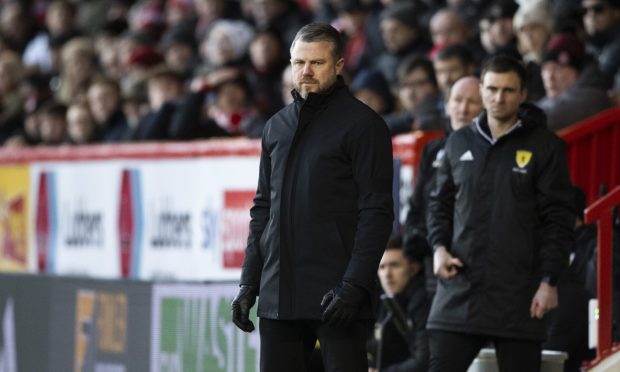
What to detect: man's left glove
<box><xmin>320</xmin><ymin>281</ymin><xmax>367</xmax><ymax>326</ymax></box>
<box><xmin>231</xmin><ymin>285</ymin><xmax>257</xmax><ymax>332</ymax></box>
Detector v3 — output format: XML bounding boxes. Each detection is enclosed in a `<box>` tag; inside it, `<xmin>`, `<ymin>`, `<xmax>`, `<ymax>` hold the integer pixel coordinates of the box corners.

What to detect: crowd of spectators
<box><xmin>0</xmin><ymin>0</ymin><xmax>616</xmax><ymax>148</ymax></box>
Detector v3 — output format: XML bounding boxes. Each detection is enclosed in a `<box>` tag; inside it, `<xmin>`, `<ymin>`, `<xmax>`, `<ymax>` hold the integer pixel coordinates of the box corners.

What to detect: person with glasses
<box><xmin>384</xmin><ymin>55</ymin><xmax>444</xmax><ymax>135</ymax></box>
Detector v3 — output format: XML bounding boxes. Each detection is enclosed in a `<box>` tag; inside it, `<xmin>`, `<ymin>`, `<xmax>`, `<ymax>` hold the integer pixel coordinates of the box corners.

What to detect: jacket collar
<box><xmin>471</xmin><ymin>102</ymin><xmax>547</xmax><ymax>144</ymax></box>
<box><xmin>291</xmin><ymin>75</ymin><xmax>347</xmax><ymax>108</ymax></box>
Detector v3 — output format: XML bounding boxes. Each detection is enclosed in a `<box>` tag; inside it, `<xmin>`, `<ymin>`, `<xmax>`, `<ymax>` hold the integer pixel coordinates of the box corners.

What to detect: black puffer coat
<box><xmin>427</xmin><ymin>103</ymin><xmax>574</xmax><ymax>340</ymax></box>
<box><xmin>240</xmin><ymin>77</ymin><xmax>394</xmax><ymax>320</ymax></box>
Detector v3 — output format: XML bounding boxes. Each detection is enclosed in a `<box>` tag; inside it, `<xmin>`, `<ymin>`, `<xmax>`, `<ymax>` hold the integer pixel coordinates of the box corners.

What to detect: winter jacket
<box><xmin>240</xmin><ymin>77</ymin><xmax>394</xmax><ymax>320</ymax></box>
<box><xmin>427</xmin><ymin>103</ymin><xmax>574</xmax><ymax>340</ymax></box>
<box><xmin>368</xmin><ymin>273</ymin><xmax>430</xmax><ymax>372</ymax></box>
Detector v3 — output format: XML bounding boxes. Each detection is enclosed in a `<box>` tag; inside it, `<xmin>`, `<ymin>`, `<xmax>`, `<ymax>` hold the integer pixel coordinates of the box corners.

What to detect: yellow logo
<box><xmin>516</xmin><ymin>150</ymin><xmax>532</xmax><ymax>168</ymax></box>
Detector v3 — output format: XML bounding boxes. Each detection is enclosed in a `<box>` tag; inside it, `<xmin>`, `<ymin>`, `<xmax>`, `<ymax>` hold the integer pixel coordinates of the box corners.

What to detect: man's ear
<box><xmin>335</xmin><ymin>58</ymin><xmax>344</xmax><ymax>74</ymax></box>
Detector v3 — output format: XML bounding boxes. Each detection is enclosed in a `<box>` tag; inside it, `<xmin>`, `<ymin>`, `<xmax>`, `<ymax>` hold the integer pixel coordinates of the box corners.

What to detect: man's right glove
<box><xmin>320</xmin><ymin>281</ymin><xmax>367</xmax><ymax>326</ymax></box>
<box><xmin>231</xmin><ymin>285</ymin><xmax>257</xmax><ymax>332</ymax></box>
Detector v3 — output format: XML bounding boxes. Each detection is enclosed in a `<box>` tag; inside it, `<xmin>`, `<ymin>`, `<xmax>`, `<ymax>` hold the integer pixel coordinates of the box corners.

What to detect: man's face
<box><xmin>87</xmin><ymin>84</ymin><xmax>119</xmax><ymax>125</ymax></box>
<box><xmin>430</xmin><ymin>12</ymin><xmax>468</xmax><ymax>46</ymax></box>
<box><xmin>447</xmin><ymin>78</ymin><xmax>483</xmax><ymax>130</ymax></box>
<box><xmin>434</xmin><ymin>57</ymin><xmax>470</xmax><ymax>98</ymax></box>
<box><xmin>380</xmin><ymin>19</ymin><xmax>417</xmax><ymax>53</ymax></box>
<box><xmin>398</xmin><ymin>68</ymin><xmax>436</xmax><ymax>111</ymax></box>
<box><xmin>480</xmin><ymin>71</ymin><xmax>526</xmax><ymax>124</ymax></box>
<box><xmin>516</xmin><ymin>23</ymin><xmax>549</xmax><ymax>55</ymax></box>
<box><xmin>290</xmin><ymin>40</ymin><xmax>343</xmax><ymax>99</ymax></box>
<box><xmin>541</xmin><ymin>61</ymin><xmax>579</xmax><ymax>98</ymax></box>
<box><xmin>582</xmin><ymin>0</ymin><xmax>620</xmax><ymax>35</ymax></box>
<box><xmin>378</xmin><ymin>249</ymin><xmax>411</xmax><ymax>296</ymax></box>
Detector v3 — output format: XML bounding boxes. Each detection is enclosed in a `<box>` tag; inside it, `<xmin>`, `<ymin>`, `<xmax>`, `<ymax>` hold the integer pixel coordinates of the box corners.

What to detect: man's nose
<box><xmin>302</xmin><ymin>63</ymin><xmax>313</xmax><ymax>75</ymax></box>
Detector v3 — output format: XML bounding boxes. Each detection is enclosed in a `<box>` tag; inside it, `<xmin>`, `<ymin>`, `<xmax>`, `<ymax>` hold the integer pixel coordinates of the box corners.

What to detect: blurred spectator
<box><xmin>66</xmin><ymin>101</ymin><xmax>97</xmax><ymax>144</ymax></box>
<box><xmin>195</xmin><ymin>0</ymin><xmax>242</xmax><ymax>38</ymax></box>
<box><xmin>513</xmin><ymin>0</ymin><xmax>553</xmax><ymax>64</ymax></box>
<box><xmin>23</xmin><ymin>1</ymin><xmax>81</xmax><ymax>75</ymax></box>
<box><xmin>94</xmin><ymin>19</ymin><xmax>129</xmax><ymax>80</ymax></box>
<box><xmin>56</xmin><ymin>37</ymin><xmax>97</xmax><ymax>104</ymax></box>
<box><xmin>160</xmin><ymin>24</ymin><xmax>199</xmax><ymax>81</ymax></box>
<box><xmin>172</xmin><ymin>67</ymin><xmax>265</xmax><ymax>139</ymax></box>
<box><xmin>513</xmin><ymin>0</ymin><xmax>553</xmax><ymax>101</ymax></box>
<box><xmin>133</xmin><ymin>65</ymin><xmax>186</xmax><ymax>141</ymax></box>
<box><xmin>377</xmin><ymin>2</ymin><xmax>431</xmax><ymax>86</ymax></box>
<box><xmin>37</xmin><ymin>101</ymin><xmax>67</xmax><ymax>145</ymax></box>
<box><xmin>0</xmin><ymin>51</ymin><xmax>24</xmax><ymax>145</ymax></box>
<box><xmin>199</xmin><ymin>19</ymin><xmax>255</xmax><ymax>72</ymax></box>
<box><xmin>246</xmin><ymin>29</ymin><xmax>288</xmax><ymax>117</ymax></box>
<box><xmin>127</xmin><ymin>0</ymin><xmax>167</xmax><ymax>41</ymax></box>
<box><xmin>331</xmin><ymin>0</ymin><xmax>383</xmax><ymax>77</ymax></box>
<box><xmin>537</xmin><ymin>32</ymin><xmax>613</xmax><ymax>131</ymax></box>
<box><xmin>165</xmin><ymin>0</ymin><xmax>197</xmax><ymax>28</ymax></box>
<box><xmin>478</xmin><ymin>0</ymin><xmax>519</xmax><ymax>57</ymax></box>
<box><xmin>86</xmin><ymin>76</ymin><xmax>130</xmax><ymax>142</ymax></box>
<box><xmin>0</xmin><ymin>1</ymin><xmax>37</xmax><ymax>53</ymax></box>
<box><xmin>385</xmin><ymin>55</ymin><xmax>443</xmax><ymax>135</ymax></box>
<box><xmin>367</xmin><ymin>234</ymin><xmax>430</xmax><ymax>372</ymax></box>
<box><xmin>404</xmin><ymin>76</ymin><xmax>482</xmax><ymax>296</ymax></box>
<box><xmin>581</xmin><ymin>0</ymin><xmax>620</xmax><ymax>85</ymax></box>
<box><xmin>432</xmin><ymin>44</ymin><xmax>476</xmax><ymax>101</ymax></box>
<box><xmin>280</xmin><ymin>64</ymin><xmax>294</xmax><ymax>106</ymax></box>
<box><xmin>244</xmin><ymin>0</ymin><xmax>309</xmax><ymax>46</ymax></box>
<box><xmin>350</xmin><ymin>68</ymin><xmax>395</xmax><ymax>115</ymax></box>
<box><xmin>429</xmin><ymin>8</ymin><xmax>474</xmax><ymax>56</ymax></box>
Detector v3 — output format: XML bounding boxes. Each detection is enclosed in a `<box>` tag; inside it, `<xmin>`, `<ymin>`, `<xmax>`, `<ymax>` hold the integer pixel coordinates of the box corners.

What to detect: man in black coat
<box><xmin>427</xmin><ymin>55</ymin><xmax>574</xmax><ymax>372</ymax></box>
<box><xmin>231</xmin><ymin>23</ymin><xmax>394</xmax><ymax>372</ymax></box>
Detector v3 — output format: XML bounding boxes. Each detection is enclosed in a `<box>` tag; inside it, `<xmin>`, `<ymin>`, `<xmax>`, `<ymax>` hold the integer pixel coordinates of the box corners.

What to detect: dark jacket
<box><xmin>240</xmin><ymin>77</ymin><xmax>394</xmax><ymax>320</ymax></box>
<box><xmin>369</xmin><ymin>273</ymin><xmax>430</xmax><ymax>372</ymax></box>
<box><xmin>537</xmin><ymin>63</ymin><xmax>613</xmax><ymax>132</ymax></box>
<box><xmin>404</xmin><ymin>137</ymin><xmax>446</xmax><ymax>295</ymax></box>
<box><xmin>427</xmin><ymin>103</ymin><xmax>574</xmax><ymax>340</ymax></box>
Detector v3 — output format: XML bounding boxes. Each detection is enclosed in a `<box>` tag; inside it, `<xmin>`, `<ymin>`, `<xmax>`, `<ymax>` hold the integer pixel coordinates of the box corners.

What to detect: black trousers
<box><xmin>259</xmin><ymin>318</ymin><xmax>370</xmax><ymax>372</ymax></box>
<box><xmin>428</xmin><ymin>330</ymin><xmax>542</xmax><ymax>372</ymax></box>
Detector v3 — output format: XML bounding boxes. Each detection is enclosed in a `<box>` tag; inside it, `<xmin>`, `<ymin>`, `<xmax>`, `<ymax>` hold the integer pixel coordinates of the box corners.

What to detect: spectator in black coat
<box><xmin>368</xmin><ymin>234</ymin><xmax>431</xmax><ymax>372</ymax></box>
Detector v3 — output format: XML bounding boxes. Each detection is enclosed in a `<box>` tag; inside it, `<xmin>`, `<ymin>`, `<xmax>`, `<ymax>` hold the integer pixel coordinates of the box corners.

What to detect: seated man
<box><xmin>537</xmin><ymin>32</ymin><xmax>613</xmax><ymax>131</ymax></box>
<box><xmin>368</xmin><ymin>234</ymin><xmax>430</xmax><ymax>372</ymax></box>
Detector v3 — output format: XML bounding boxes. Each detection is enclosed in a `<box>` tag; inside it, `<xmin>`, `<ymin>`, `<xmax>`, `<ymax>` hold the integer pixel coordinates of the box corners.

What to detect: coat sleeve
<box><xmin>240</xmin><ymin>133</ymin><xmax>270</xmax><ymax>289</ymax></box>
<box><xmin>382</xmin><ymin>296</ymin><xmax>430</xmax><ymax>372</ymax></box>
<box><xmin>535</xmin><ymin>136</ymin><xmax>573</xmax><ymax>281</ymax></box>
<box><xmin>427</xmin><ymin>137</ymin><xmax>455</xmax><ymax>251</ymax></box>
<box><xmin>403</xmin><ymin>141</ymin><xmax>437</xmax><ymax>257</ymax></box>
<box><xmin>343</xmin><ymin>116</ymin><xmax>394</xmax><ymax>292</ymax></box>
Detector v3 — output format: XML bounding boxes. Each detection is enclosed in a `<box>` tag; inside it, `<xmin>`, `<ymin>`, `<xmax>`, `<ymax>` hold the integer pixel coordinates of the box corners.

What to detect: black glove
<box><xmin>231</xmin><ymin>285</ymin><xmax>257</xmax><ymax>332</ymax></box>
<box><xmin>320</xmin><ymin>281</ymin><xmax>367</xmax><ymax>326</ymax></box>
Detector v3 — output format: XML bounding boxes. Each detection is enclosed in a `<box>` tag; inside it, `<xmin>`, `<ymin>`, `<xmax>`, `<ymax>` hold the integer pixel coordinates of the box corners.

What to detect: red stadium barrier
<box><xmin>558</xmin><ymin>106</ymin><xmax>620</xmax><ymax>205</ymax></box>
<box><xmin>584</xmin><ymin>185</ymin><xmax>620</xmax><ymax>366</ymax></box>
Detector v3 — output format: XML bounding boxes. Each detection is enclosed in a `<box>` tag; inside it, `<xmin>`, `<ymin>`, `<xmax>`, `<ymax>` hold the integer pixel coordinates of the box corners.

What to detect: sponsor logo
<box><xmin>35</xmin><ymin>172</ymin><xmax>54</xmax><ymax>272</ymax></box>
<box><xmin>0</xmin><ymin>299</ymin><xmax>17</xmax><ymax>372</ymax></box>
<box><xmin>153</xmin><ymin>288</ymin><xmax>259</xmax><ymax>372</ymax></box>
<box><xmin>221</xmin><ymin>191</ymin><xmax>254</xmax><ymax>268</ymax></box>
<box><xmin>64</xmin><ymin>201</ymin><xmax>104</xmax><ymax>247</ymax></box>
<box><xmin>149</xmin><ymin>201</ymin><xmax>191</xmax><ymax>249</ymax></box>
<box><xmin>459</xmin><ymin>150</ymin><xmax>474</xmax><ymax>161</ymax></box>
<box><xmin>74</xmin><ymin>290</ymin><xmax>128</xmax><ymax>372</ymax></box>
<box><xmin>515</xmin><ymin>150</ymin><xmax>533</xmax><ymax>168</ymax></box>
<box><xmin>201</xmin><ymin>209</ymin><xmax>218</xmax><ymax>250</ymax></box>
<box><xmin>0</xmin><ymin>195</ymin><xmax>27</xmax><ymax>266</ymax></box>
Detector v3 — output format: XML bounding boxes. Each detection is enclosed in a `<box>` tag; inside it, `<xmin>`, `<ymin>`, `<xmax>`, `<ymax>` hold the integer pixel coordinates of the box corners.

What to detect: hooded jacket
<box><xmin>427</xmin><ymin>103</ymin><xmax>574</xmax><ymax>340</ymax></box>
<box><xmin>240</xmin><ymin>77</ymin><xmax>394</xmax><ymax>320</ymax></box>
